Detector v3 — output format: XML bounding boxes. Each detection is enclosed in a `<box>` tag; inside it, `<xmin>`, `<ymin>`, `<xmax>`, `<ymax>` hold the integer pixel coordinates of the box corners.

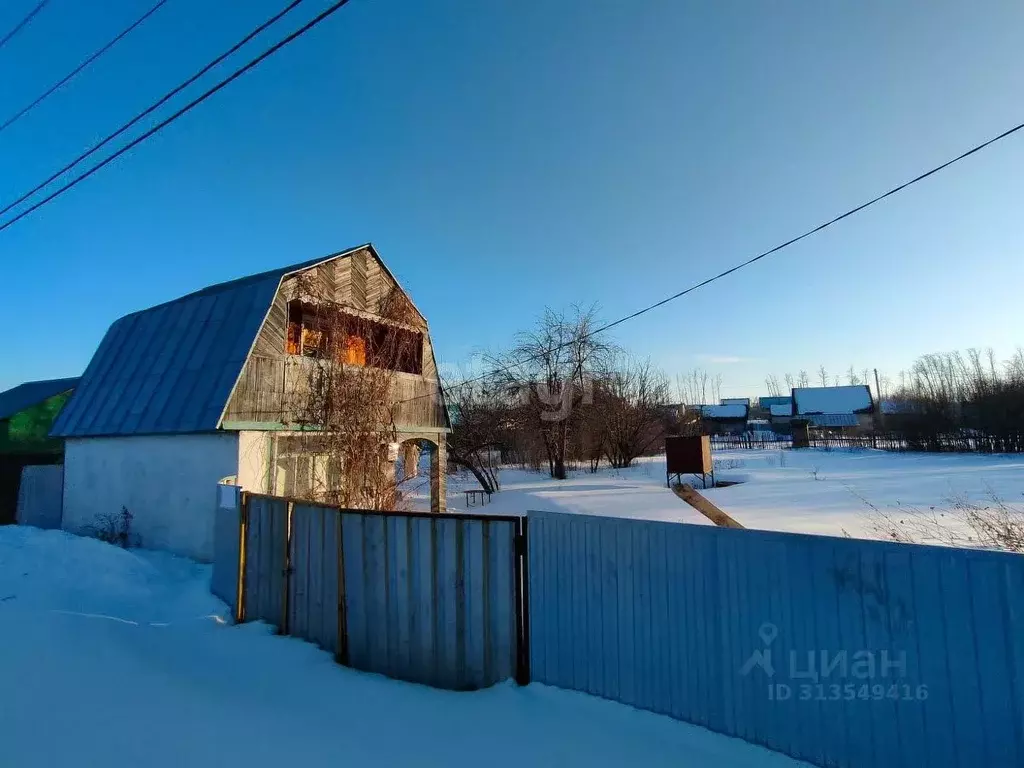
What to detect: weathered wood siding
<box><xmin>422</xmin><ymin>334</ymin><xmax>438</xmax><ymax>381</ymax></box>
<box><xmin>222</xmin><ymin>248</ymin><xmax>444</xmax><ymax>429</ymax></box>
<box><xmin>224</xmin><ymin>356</ymin><xmax>445</xmax><ymax>429</ymax></box>
<box><xmin>252</xmin><ymin>291</ymin><xmax>288</xmax><ymax>358</ymax></box>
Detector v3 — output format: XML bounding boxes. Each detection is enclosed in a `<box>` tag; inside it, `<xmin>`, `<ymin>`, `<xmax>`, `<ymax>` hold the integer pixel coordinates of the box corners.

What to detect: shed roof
<box><xmin>769</xmin><ymin>403</ymin><xmax>793</xmax><ymax>417</ymax></box>
<box><xmin>792</xmin><ymin>385</ymin><xmax>873</xmax><ymax>415</ymax></box>
<box><xmin>51</xmin><ymin>244</ymin><xmax>381</xmax><ymax>438</ymax></box>
<box><xmin>0</xmin><ymin>377</ymin><xmax>79</xmax><ymax>421</ymax></box>
<box><xmin>759</xmin><ymin>396</ymin><xmax>792</xmax><ymax>408</ymax></box>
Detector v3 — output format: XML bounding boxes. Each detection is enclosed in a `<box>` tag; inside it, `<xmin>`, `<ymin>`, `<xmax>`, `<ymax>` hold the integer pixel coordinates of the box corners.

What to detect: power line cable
<box><xmin>0</xmin><ymin>0</ymin><xmax>306</xmax><ymax>221</ymax></box>
<box><xmin>0</xmin><ymin>0</ymin><xmax>49</xmax><ymax>52</ymax></box>
<box><xmin>402</xmin><ymin>119</ymin><xmax>1024</xmax><ymax>406</ymax></box>
<box><xmin>0</xmin><ymin>0</ymin><xmax>170</xmax><ymax>136</ymax></box>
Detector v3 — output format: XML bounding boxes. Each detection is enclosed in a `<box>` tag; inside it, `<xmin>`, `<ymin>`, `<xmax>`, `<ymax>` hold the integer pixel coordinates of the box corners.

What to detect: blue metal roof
<box><xmin>0</xmin><ymin>377</ymin><xmax>79</xmax><ymax>420</ymax></box>
<box><xmin>51</xmin><ymin>246</ymin><xmax>370</xmax><ymax>438</ymax></box>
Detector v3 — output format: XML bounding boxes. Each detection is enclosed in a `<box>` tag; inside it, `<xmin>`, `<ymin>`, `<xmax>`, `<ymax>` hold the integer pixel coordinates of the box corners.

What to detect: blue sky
<box><xmin>2</xmin><ymin>0</ymin><xmax>1024</xmax><ymax>396</ymax></box>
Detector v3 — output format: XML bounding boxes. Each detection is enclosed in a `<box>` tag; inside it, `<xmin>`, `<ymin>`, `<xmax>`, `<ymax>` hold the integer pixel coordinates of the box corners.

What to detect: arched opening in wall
<box><xmin>395</xmin><ymin>436</ymin><xmax>446</xmax><ymax>513</ymax></box>
<box><xmin>396</xmin><ymin>437</ymin><xmax>431</xmax><ymax>500</ymax></box>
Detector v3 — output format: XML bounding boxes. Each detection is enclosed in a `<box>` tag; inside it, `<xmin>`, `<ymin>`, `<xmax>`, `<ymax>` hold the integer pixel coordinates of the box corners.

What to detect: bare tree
<box><xmin>784</xmin><ymin>373</ymin><xmax>795</xmax><ymax>391</ymax></box>
<box><xmin>879</xmin><ymin>374</ymin><xmax>892</xmax><ymax>401</ymax></box>
<box><xmin>592</xmin><ymin>357</ymin><xmax>671</xmax><ymax>469</ymax></box>
<box><xmin>797</xmin><ymin>370</ymin><xmax>810</xmax><ymax>388</ymax></box>
<box><xmin>818</xmin><ymin>365</ymin><xmax>829</xmax><ymax>387</ymax></box>
<box><xmin>487</xmin><ymin>305</ymin><xmax>616</xmax><ymax>480</ymax></box>
<box><xmin>445</xmin><ymin>380</ymin><xmax>510</xmax><ymax>494</ymax></box>
<box><xmin>764</xmin><ymin>374</ymin><xmax>782</xmax><ymax>398</ymax></box>
<box><xmin>677</xmin><ymin>368</ymin><xmax>714</xmax><ymax>407</ymax></box>
<box><xmin>847</xmin><ymin>366</ymin><xmax>860</xmax><ymax>385</ymax></box>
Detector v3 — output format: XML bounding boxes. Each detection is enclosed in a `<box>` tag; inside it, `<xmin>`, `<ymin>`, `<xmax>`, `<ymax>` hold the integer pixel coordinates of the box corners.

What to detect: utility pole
<box><xmin>874</xmin><ymin>368</ymin><xmax>885</xmax><ymax>431</ymax></box>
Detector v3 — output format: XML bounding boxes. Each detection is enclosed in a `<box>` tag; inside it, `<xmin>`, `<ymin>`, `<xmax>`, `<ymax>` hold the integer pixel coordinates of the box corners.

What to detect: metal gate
<box><xmin>232</xmin><ymin>492</ymin><xmax>529</xmax><ymax>690</ymax></box>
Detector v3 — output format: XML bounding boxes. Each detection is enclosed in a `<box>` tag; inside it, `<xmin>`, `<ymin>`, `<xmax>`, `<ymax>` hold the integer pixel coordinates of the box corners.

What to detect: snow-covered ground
<box><xmin>0</xmin><ymin>526</ymin><xmax>806</xmax><ymax>767</ymax></box>
<box><xmin>411</xmin><ymin>448</ymin><xmax>1024</xmax><ymax>541</ymax></box>
<box><xmin>702</xmin><ymin>447</ymin><xmax>1024</xmax><ymax>539</ymax></box>
<box><xmin>405</xmin><ymin>460</ymin><xmax>713</xmax><ymax>525</ymax></box>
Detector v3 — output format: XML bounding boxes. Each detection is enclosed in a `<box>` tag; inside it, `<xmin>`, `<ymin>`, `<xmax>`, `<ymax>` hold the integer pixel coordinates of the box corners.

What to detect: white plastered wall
<box><xmin>61</xmin><ymin>433</ymin><xmax>239</xmax><ymax>562</ymax></box>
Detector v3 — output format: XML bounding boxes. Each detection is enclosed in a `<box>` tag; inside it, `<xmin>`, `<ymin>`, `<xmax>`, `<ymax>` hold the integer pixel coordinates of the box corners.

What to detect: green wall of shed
<box><xmin>0</xmin><ymin>391</ymin><xmax>71</xmax><ymax>456</ymax></box>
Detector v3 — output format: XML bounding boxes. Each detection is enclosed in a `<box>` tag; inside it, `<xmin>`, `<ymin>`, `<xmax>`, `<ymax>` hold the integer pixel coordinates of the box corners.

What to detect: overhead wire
<box><xmin>0</xmin><ymin>0</ymin><xmax>171</xmax><ymax>136</ymax></box>
<box><xmin>396</xmin><ymin>119</ymin><xmax>1024</xmax><ymax>406</ymax></box>
<box><xmin>0</xmin><ymin>0</ymin><xmax>50</xmax><ymax>52</ymax></box>
<box><xmin>0</xmin><ymin>0</ymin><xmax>308</xmax><ymax>222</ymax></box>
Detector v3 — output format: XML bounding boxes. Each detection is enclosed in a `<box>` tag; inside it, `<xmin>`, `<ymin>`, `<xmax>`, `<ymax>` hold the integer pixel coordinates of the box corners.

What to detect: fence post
<box><xmin>336</xmin><ymin>509</ymin><xmax>350</xmax><ymax>666</ymax></box>
<box><xmin>514</xmin><ymin>516</ymin><xmax>531</xmax><ymax>685</ymax></box>
<box><xmin>235</xmin><ymin>491</ymin><xmax>250</xmax><ymax>623</ymax></box>
<box><xmin>281</xmin><ymin>500</ymin><xmax>295</xmax><ymax>635</ymax></box>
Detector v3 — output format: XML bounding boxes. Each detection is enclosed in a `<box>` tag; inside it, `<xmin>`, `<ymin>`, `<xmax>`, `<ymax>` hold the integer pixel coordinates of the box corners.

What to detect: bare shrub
<box><xmin>855</xmin><ymin>487</ymin><xmax>1024</xmax><ymax>552</ymax></box>
<box><xmin>715</xmin><ymin>458</ymin><xmax>745</xmax><ymax>471</ymax></box>
<box><xmin>91</xmin><ymin>506</ymin><xmax>136</xmax><ymax>548</ymax></box>
<box><xmin>285</xmin><ymin>274</ymin><xmax>419</xmax><ymax>510</ymax></box>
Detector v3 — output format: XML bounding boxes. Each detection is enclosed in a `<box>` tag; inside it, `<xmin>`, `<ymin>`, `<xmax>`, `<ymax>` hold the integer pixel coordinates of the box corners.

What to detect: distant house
<box><xmin>51</xmin><ymin>244</ymin><xmax>449</xmax><ymax>561</ymax></box>
<box><xmin>768</xmin><ymin>402</ymin><xmax>794</xmax><ymax>429</ymax></box>
<box><xmin>689</xmin><ymin>403</ymin><xmax>749</xmax><ymax>435</ymax></box>
<box><xmin>720</xmin><ymin>398</ymin><xmax>751</xmax><ymax>407</ymax></box>
<box><xmin>791</xmin><ymin>385</ymin><xmax>874</xmax><ymax>433</ymax></box>
<box><xmin>0</xmin><ymin>377</ymin><xmax>78</xmax><ymax>524</ymax></box>
<box><xmin>758</xmin><ymin>396</ymin><xmax>792</xmax><ymax>410</ymax></box>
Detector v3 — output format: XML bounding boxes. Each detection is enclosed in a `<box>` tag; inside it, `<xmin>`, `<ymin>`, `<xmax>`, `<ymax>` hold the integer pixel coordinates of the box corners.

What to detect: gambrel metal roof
<box><xmin>51</xmin><ymin>245</ymin><xmax>374</xmax><ymax>437</ymax></box>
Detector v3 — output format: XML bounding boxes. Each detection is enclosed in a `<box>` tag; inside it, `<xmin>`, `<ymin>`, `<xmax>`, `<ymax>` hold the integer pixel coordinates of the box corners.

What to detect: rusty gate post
<box><xmin>235</xmin><ymin>491</ymin><xmax>250</xmax><ymax>624</ymax></box>
<box><xmin>281</xmin><ymin>500</ymin><xmax>295</xmax><ymax>635</ymax></box>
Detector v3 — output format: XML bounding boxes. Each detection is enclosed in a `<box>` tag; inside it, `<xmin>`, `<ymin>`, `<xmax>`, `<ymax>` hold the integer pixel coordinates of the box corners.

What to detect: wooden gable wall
<box><xmin>222</xmin><ymin>248</ymin><xmax>445</xmax><ymax>430</ymax></box>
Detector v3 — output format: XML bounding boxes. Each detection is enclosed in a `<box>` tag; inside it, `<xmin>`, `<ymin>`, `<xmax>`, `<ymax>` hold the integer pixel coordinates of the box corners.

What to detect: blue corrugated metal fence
<box><xmin>527</xmin><ymin>509</ymin><xmax>1024</xmax><ymax>768</ymax></box>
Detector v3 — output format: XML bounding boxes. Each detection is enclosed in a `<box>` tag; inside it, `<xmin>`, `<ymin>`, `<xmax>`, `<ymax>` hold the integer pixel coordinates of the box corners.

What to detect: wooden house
<box><xmin>51</xmin><ymin>245</ymin><xmax>449</xmax><ymax>561</ymax></box>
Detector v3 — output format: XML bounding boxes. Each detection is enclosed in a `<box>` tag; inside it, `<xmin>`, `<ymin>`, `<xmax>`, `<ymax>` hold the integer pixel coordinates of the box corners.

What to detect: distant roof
<box><xmin>769</xmin><ymin>403</ymin><xmax>793</xmax><ymax>417</ymax></box>
<box><xmin>0</xmin><ymin>377</ymin><xmax>79</xmax><ymax>421</ymax></box>
<box><xmin>51</xmin><ymin>245</ymin><xmax>375</xmax><ymax>438</ymax></box>
<box><xmin>792</xmin><ymin>385</ymin><xmax>873</xmax><ymax>415</ymax></box>
<box><xmin>759</xmin><ymin>396</ymin><xmax>792</xmax><ymax>408</ymax></box>
<box><xmin>720</xmin><ymin>398</ymin><xmax>750</xmax><ymax>406</ymax></box>
<box><xmin>690</xmin><ymin>403</ymin><xmax>748</xmax><ymax>420</ymax></box>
